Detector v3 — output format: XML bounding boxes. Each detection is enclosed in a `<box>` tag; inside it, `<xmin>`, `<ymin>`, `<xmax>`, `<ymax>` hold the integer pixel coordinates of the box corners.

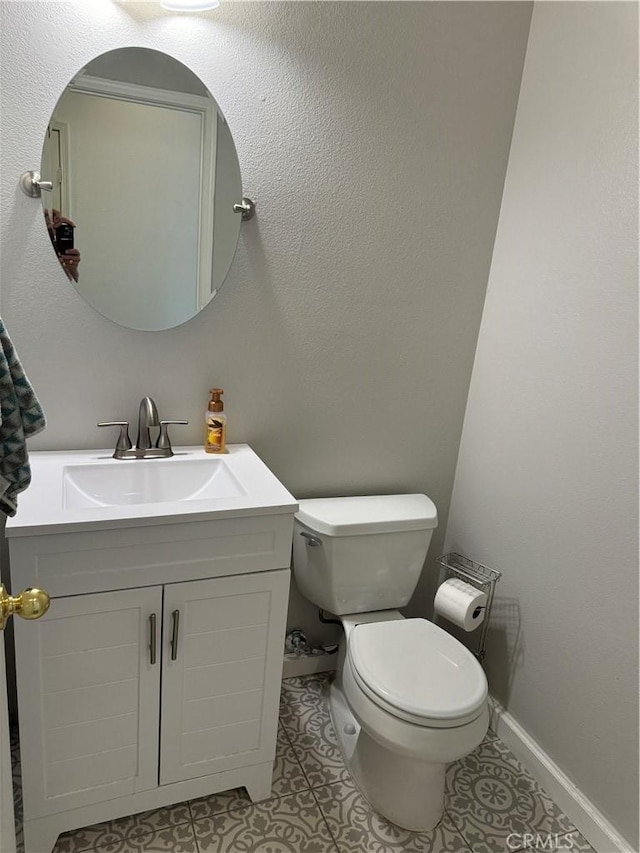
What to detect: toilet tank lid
<box><xmin>295</xmin><ymin>494</ymin><xmax>437</xmax><ymax>536</ymax></box>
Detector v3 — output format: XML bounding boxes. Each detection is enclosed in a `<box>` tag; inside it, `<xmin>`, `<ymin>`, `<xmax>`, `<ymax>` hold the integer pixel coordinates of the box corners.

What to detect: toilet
<box><xmin>292</xmin><ymin>494</ymin><xmax>489</xmax><ymax>832</ymax></box>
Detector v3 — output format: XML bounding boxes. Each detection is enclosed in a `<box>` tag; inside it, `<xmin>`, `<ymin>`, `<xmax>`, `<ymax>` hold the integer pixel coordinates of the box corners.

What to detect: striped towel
<box><xmin>0</xmin><ymin>318</ymin><xmax>46</xmax><ymax>516</ymax></box>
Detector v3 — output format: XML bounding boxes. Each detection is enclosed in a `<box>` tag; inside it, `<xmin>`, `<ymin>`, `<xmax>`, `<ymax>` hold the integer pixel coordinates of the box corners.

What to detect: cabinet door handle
<box><xmin>149</xmin><ymin>613</ymin><xmax>157</xmax><ymax>665</ymax></box>
<box><xmin>170</xmin><ymin>609</ymin><xmax>180</xmax><ymax>661</ymax></box>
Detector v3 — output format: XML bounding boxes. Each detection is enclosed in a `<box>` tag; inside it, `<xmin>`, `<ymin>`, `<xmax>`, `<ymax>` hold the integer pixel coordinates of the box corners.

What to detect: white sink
<box><xmin>7</xmin><ymin>445</ymin><xmax>297</xmax><ymax>536</ymax></box>
<box><xmin>63</xmin><ymin>457</ymin><xmax>246</xmax><ymax>508</ymax></box>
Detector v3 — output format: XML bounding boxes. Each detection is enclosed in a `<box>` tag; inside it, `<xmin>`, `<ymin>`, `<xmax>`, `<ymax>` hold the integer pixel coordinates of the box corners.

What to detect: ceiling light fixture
<box><xmin>160</xmin><ymin>0</ymin><xmax>220</xmax><ymax>11</ymax></box>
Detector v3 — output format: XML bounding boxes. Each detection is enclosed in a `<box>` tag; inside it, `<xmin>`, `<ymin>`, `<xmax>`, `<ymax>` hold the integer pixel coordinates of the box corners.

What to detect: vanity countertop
<box><xmin>6</xmin><ymin>444</ymin><xmax>297</xmax><ymax>538</ymax></box>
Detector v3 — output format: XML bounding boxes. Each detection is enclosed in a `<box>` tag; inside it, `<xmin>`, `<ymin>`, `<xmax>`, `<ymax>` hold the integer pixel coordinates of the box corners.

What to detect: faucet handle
<box><xmin>97</xmin><ymin>421</ymin><xmax>132</xmax><ymax>454</ymax></box>
<box><xmin>157</xmin><ymin>420</ymin><xmax>188</xmax><ymax>452</ymax></box>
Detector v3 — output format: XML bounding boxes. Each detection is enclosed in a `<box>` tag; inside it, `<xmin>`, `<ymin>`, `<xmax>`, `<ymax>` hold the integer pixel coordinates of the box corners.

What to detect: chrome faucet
<box><xmin>98</xmin><ymin>397</ymin><xmax>188</xmax><ymax>459</ymax></box>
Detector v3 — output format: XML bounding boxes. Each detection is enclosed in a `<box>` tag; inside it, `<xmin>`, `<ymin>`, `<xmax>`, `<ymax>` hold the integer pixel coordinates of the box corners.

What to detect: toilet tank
<box><xmin>292</xmin><ymin>495</ymin><xmax>438</xmax><ymax>616</ymax></box>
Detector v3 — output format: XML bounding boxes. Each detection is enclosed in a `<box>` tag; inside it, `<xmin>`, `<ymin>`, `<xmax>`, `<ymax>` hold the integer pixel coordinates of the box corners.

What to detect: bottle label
<box><xmin>206</xmin><ymin>417</ymin><xmax>224</xmax><ymax>449</ymax></box>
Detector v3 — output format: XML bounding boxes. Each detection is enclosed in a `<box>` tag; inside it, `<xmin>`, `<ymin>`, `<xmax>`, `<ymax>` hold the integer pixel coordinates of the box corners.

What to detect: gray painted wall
<box><xmin>0</xmin><ymin>1</ymin><xmax>532</xmax><ymax>632</ymax></box>
<box><xmin>445</xmin><ymin>3</ymin><xmax>639</xmax><ymax>845</ymax></box>
<box><xmin>2</xmin><ymin>1</ymin><xmax>637</xmax><ymax>845</ymax></box>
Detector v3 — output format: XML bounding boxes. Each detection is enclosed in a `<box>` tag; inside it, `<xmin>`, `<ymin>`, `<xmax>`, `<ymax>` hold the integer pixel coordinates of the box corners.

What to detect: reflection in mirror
<box><xmin>41</xmin><ymin>48</ymin><xmax>242</xmax><ymax>331</ymax></box>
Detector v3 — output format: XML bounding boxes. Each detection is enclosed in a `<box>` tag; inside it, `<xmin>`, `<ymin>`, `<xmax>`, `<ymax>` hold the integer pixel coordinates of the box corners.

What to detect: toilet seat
<box><xmin>347</xmin><ymin>618</ymin><xmax>487</xmax><ymax>729</ymax></box>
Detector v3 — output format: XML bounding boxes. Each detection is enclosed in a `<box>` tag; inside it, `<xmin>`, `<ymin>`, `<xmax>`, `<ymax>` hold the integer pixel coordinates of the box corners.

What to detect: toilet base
<box><xmin>329</xmin><ymin>682</ymin><xmax>446</xmax><ymax>832</ymax></box>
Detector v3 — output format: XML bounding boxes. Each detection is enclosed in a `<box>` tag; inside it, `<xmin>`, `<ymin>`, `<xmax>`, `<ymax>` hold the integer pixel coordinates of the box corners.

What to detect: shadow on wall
<box><xmin>484</xmin><ymin>598</ymin><xmax>523</xmax><ymax>709</ymax></box>
<box><xmin>432</xmin><ymin>595</ymin><xmax>523</xmax><ymax>710</ymax></box>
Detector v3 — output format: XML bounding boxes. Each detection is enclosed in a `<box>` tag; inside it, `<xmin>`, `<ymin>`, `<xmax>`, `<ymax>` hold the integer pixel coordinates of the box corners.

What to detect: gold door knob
<box><xmin>0</xmin><ymin>583</ymin><xmax>50</xmax><ymax>631</ymax></box>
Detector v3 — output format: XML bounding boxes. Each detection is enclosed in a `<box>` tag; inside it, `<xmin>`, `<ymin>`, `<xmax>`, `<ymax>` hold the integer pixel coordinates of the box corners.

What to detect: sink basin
<box><xmin>6</xmin><ymin>445</ymin><xmax>297</xmax><ymax>536</ymax></box>
<box><xmin>63</xmin><ymin>457</ymin><xmax>246</xmax><ymax>508</ymax></box>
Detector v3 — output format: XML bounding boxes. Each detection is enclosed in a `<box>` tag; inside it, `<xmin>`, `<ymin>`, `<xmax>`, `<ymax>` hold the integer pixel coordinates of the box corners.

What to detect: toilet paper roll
<box><xmin>434</xmin><ymin>578</ymin><xmax>487</xmax><ymax>632</ymax></box>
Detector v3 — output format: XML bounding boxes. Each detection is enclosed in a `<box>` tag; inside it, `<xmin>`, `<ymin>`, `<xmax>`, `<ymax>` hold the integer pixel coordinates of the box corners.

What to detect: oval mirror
<box><xmin>40</xmin><ymin>47</ymin><xmax>243</xmax><ymax>331</ymax></box>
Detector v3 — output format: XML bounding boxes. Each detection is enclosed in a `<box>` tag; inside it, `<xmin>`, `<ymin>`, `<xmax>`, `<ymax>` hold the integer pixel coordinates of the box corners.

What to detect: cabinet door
<box><xmin>160</xmin><ymin>569</ymin><xmax>290</xmax><ymax>785</ymax></box>
<box><xmin>14</xmin><ymin>586</ymin><xmax>162</xmax><ymax>818</ymax></box>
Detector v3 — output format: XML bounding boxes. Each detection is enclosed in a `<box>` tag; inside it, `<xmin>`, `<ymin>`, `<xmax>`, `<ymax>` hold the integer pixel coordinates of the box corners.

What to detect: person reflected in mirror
<box><xmin>44</xmin><ymin>208</ymin><xmax>81</xmax><ymax>282</ymax></box>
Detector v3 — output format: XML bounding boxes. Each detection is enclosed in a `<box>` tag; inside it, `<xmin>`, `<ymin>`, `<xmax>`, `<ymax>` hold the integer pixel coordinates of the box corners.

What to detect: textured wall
<box><xmin>0</xmin><ymin>1</ymin><xmax>531</xmax><ymax>627</ymax></box>
<box><xmin>445</xmin><ymin>2</ymin><xmax>639</xmax><ymax>845</ymax></box>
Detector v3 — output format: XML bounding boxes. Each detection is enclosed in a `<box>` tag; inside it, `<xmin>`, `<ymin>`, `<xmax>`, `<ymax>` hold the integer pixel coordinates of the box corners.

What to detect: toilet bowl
<box><xmin>292</xmin><ymin>494</ymin><xmax>489</xmax><ymax>831</ymax></box>
<box><xmin>332</xmin><ymin>612</ymin><xmax>488</xmax><ymax>830</ymax></box>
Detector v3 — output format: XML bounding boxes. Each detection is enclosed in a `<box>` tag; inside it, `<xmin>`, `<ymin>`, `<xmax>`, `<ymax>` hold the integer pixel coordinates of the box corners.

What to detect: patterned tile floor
<box><xmin>11</xmin><ymin>672</ymin><xmax>596</xmax><ymax>853</ymax></box>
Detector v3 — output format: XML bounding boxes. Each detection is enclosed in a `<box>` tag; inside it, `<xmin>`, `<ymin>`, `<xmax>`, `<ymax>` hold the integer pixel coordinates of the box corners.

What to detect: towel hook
<box><xmin>19</xmin><ymin>171</ymin><xmax>53</xmax><ymax>199</ymax></box>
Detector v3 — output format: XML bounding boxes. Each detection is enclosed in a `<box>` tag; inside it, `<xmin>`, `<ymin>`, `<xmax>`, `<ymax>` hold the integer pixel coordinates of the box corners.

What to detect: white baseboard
<box><xmin>282</xmin><ymin>652</ymin><xmax>337</xmax><ymax>679</ymax></box>
<box><xmin>489</xmin><ymin>698</ymin><xmax>637</xmax><ymax>853</ymax></box>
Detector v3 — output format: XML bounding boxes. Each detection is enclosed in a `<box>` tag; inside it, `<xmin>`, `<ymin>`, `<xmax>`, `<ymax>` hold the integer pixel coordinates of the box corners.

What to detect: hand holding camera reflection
<box><xmin>44</xmin><ymin>209</ymin><xmax>81</xmax><ymax>282</ymax></box>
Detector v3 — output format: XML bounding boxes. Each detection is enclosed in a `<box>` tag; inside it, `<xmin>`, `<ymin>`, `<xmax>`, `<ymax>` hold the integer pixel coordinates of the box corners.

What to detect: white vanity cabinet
<box><xmin>16</xmin><ymin>586</ymin><xmax>163</xmax><ymax>814</ymax></box>
<box><xmin>160</xmin><ymin>574</ymin><xmax>287</xmax><ymax>786</ymax></box>
<box><xmin>8</xmin><ymin>490</ymin><xmax>295</xmax><ymax>853</ymax></box>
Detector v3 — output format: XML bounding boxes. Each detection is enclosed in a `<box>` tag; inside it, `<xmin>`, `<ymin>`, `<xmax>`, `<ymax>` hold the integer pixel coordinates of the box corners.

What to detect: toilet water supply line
<box><xmin>285</xmin><ymin>625</ymin><xmax>339</xmax><ymax>658</ymax></box>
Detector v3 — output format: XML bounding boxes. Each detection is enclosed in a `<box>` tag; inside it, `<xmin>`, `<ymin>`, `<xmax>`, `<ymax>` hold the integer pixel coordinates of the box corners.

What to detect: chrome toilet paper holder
<box><xmin>436</xmin><ymin>553</ymin><xmax>502</xmax><ymax>662</ymax></box>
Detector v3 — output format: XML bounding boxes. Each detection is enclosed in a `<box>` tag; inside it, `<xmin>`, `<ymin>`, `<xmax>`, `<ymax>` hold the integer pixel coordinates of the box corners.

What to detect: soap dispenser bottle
<box><xmin>204</xmin><ymin>388</ymin><xmax>227</xmax><ymax>453</ymax></box>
